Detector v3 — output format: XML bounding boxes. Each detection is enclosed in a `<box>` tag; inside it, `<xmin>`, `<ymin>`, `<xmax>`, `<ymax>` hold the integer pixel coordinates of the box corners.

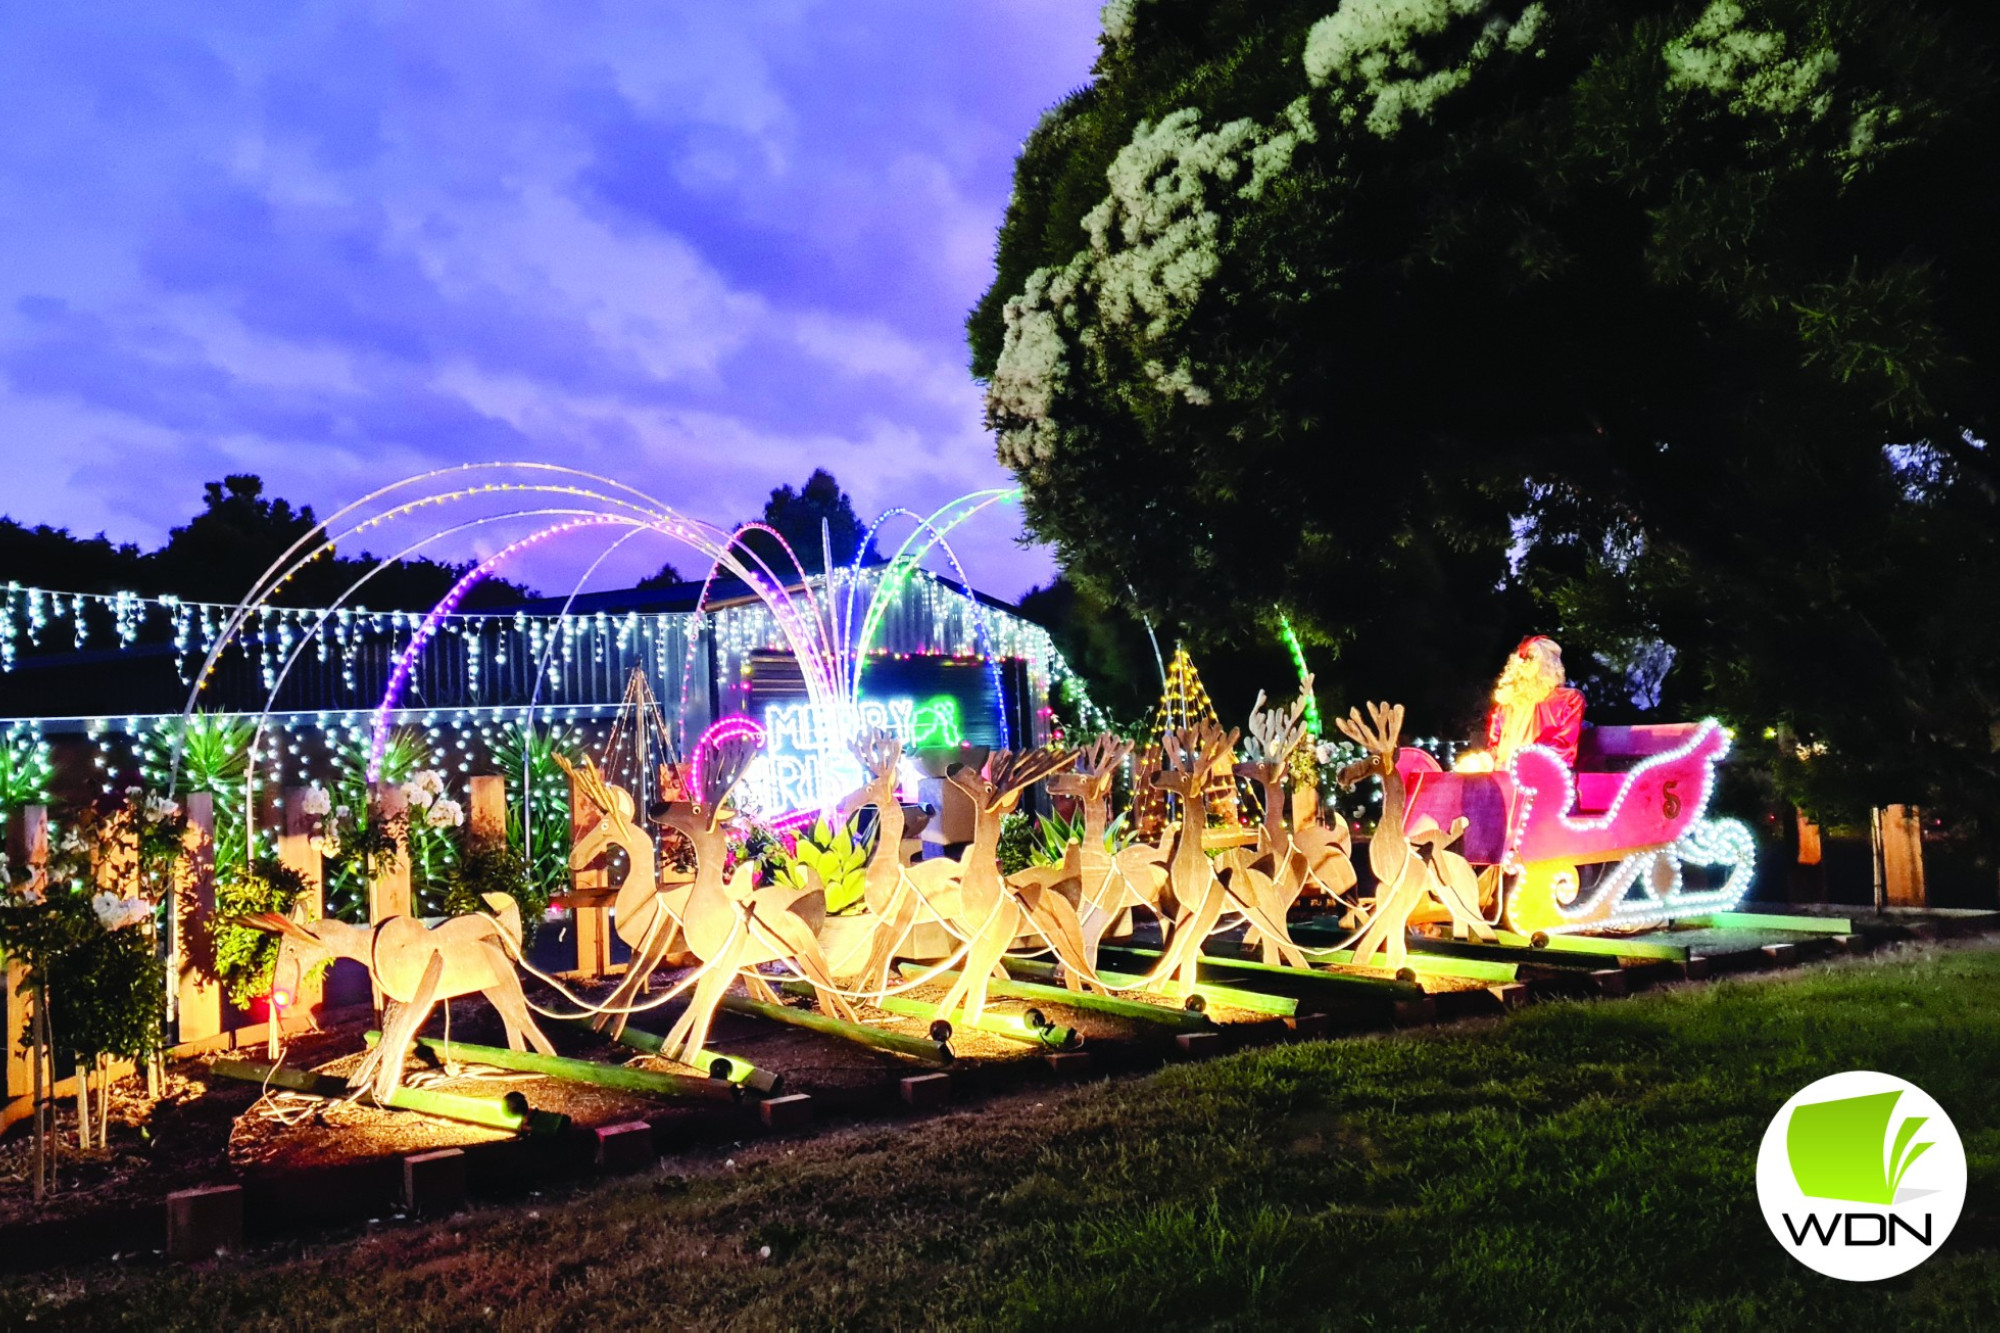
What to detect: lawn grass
<box><xmin>5</xmin><ymin>941</ymin><xmax>1996</xmax><ymax>1330</ymax></box>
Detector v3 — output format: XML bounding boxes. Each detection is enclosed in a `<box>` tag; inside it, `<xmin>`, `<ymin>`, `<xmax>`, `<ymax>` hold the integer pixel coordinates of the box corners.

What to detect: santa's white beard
<box><xmin>1493</xmin><ymin>657</ymin><xmax>1561</xmax><ymax>712</ymax></box>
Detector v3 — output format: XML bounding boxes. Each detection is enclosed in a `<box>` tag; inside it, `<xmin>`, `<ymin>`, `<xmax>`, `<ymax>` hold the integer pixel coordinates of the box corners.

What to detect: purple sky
<box><xmin>0</xmin><ymin>3</ymin><xmax>1105</xmax><ymax>600</ymax></box>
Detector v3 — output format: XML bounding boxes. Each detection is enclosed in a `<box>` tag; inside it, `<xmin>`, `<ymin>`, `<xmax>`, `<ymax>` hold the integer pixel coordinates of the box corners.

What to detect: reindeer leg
<box><xmin>859</xmin><ymin>876</ymin><xmax>926</xmax><ymax>999</ymax></box>
<box><xmin>662</xmin><ymin>945</ymin><xmax>741</xmax><ymax>1068</ymax></box>
<box><xmin>1175</xmin><ymin>881</ymin><xmax>1228</xmax><ymax>995</ymax></box>
<box><xmin>741</xmin><ymin>971</ymin><xmax>781</xmax><ymax>1005</ymax></box>
<box><xmin>751</xmin><ymin>912</ymin><xmax>859</xmax><ymax>1023</ymax></box>
<box><xmin>597</xmin><ymin>906</ymin><xmax>680</xmax><ymax>1040</ymax></box>
<box><xmin>1023</xmin><ymin>888</ymin><xmax>1098</xmax><ymax>994</ymax></box>
<box><xmin>933</xmin><ymin>907</ymin><xmax>1009</xmax><ymax>1029</ymax></box>
<box><xmin>374</xmin><ymin>953</ymin><xmax>442</xmax><ymax>1104</ymax></box>
<box><xmin>477</xmin><ymin>941</ymin><xmax>555</xmax><ymax>1055</ymax></box>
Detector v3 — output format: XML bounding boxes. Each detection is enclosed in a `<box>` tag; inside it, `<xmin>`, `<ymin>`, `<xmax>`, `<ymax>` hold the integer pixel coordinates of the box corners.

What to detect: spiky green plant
<box><xmin>1032</xmin><ymin>807</ymin><xmax>1134</xmax><ymax>866</ymax></box>
<box><xmin>772</xmin><ymin>816</ymin><xmax>873</xmax><ymax>915</ymax></box>
<box><xmin>488</xmin><ymin>721</ymin><xmax>584</xmax><ymax>903</ymax></box>
<box><xmin>141</xmin><ymin>715</ymin><xmax>254</xmax><ymax>868</ymax></box>
<box><xmin>0</xmin><ymin>723</ymin><xmax>53</xmax><ymax>814</ymax></box>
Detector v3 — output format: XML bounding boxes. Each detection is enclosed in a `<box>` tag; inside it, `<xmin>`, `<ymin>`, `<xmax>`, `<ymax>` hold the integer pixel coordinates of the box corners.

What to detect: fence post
<box><xmin>3</xmin><ymin>806</ymin><xmax>46</xmax><ymax>1100</ymax></box>
<box><xmin>278</xmin><ymin>791</ymin><xmax>326</xmax><ymax>1017</ymax></box>
<box><xmin>468</xmin><ymin>775</ymin><xmax>506</xmax><ymax>853</ymax></box>
<box><xmin>369</xmin><ymin>783</ymin><xmax>413</xmax><ymax>922</ymax></box>
<box><xmin>367</xmin><ymin>784</ymin><xmax>413</xmax><ymax>1012</ymax></box>
<box><xmin>570</xmin><ymin>773</ymin><xmax>612</xmax><ymax>978</ymax></box>
<box><xmin>1882</xmin><ymin>804</ymin><xmax>1927</xmax><ymax>908</ymax></box>
<box><xmin>174</xmin><ymin>793</ymin><xmax>224</xmax><ymax>1045</ymax></box>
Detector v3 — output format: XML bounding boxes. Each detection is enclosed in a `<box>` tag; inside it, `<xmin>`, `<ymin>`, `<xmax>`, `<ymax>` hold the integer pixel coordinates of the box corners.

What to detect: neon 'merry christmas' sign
<box><xmin>729</xmin><ymin>695</ymin><xmax>964</xmax><ymax>821</ymax></box>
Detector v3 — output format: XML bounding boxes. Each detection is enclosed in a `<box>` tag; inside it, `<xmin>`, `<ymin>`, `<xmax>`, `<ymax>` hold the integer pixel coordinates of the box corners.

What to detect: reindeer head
<box><xmin>837</xmin><ymin>728</ymin><xmax>904</xmax><ymax>822</ymax></box>
<box><xmin>1333</xmin><ymin>701</ymin><xmax>1404</xmax><ymax>789</ymax></box>
<box><xmin>555</xmin><ymin>754</ymin><xmax>635</xmax><ymax>839</ymax></box>
<box><xmin>1048</xmin><ymin>733</ymin><xmax>1133</xmax><ymax>805</ymax></box>
<box><xmin>239</xmin><ymin>911</ymin><xmax>334</xmax><ymax>1010</ymax></box>
<box><xmin>1151</xmin><ymin>722</ymin><xmax>1240</xmax><ymax>799</ymax></box>
<box><xmin>1236</xmin><ymin>681</ymin><xmax>1311</xmax><ymax>783</ymax></box>
<box><xmin>947</xmin><ymin>746</ymin><xmax>1076</xmax><ymax>816</ymax></box>
<box><xmin>649</xmin><ymin>735</ymin><xmax>758</xmax><ymax>841</ymax></box>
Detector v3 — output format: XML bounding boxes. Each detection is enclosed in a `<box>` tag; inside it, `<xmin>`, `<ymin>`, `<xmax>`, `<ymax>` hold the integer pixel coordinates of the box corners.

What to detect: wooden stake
<box><xmin>29</xmin><ymin>984</ymin><xmax>43</xmax><ymax>1202</ymax></box>
<box><xmin>74</xmin><ymin>1052</ymin><xmax>89</xmax><ymax>1153</ymax></box>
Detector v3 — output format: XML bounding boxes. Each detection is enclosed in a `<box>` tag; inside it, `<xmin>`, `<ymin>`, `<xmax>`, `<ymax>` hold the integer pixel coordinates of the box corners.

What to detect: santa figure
<box><xmin>1459</xmin><ymin>636</ymin><xmax>1586</xmax><ymax>771</ymax></box>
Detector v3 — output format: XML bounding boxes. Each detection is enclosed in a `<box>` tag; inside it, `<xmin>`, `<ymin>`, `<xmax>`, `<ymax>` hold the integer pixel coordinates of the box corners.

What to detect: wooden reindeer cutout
<box><xmin>1234</xmin><ymin>683</ymin><xmax>1357</xmax><ymax>961</ymax></box>
<box><xmin>1143</xmin><ymin>723</ymin><xmax>1309</xmax><ymax>994</ymax></box>
<box><xmin>244</xmin><ymin>897</ymin><xmax>553</xmax><ymax>1104</ymax></box>
<box><xmin>830</xmin><ymin>730</ymin><xmax>930</xmax><ymax>997</ymax></box>
<box><xmin>1045</xmin><ymin>734</ymin><xmax>1167</xmax><ymax>963</ymax></box>
<box><xmin>557</xmin><ymin>754</ymin><xmax>678</xmax><ymax>974</ymax></box>
<box><xmin>642</xmin><ymin>736</ymin><xmax>857</xmax><ymax>1064</ymax></box>
<box><xmin>928</xmin><ymin>746</ymin><xmax>1091</xmax><ymax>1027</ymax></box>
<box><xmin>1334</xmin><ymin>702</ymin><xmax>1496</xmax><ymax>974</ymax></box>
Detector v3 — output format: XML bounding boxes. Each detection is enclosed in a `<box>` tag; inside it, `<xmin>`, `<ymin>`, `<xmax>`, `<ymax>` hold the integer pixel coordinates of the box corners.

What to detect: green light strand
<box><xmin>1277</xmin><ymin>613</ymin><xmax>1320</xmax><ymax>737</ymax></box>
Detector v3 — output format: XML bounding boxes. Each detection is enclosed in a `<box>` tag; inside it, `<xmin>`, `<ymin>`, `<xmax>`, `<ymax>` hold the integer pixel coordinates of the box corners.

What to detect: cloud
<box><xmin>0</xmin><ymin>1</ymin><xmax>1104</xmax><ymax>599</ymax></box>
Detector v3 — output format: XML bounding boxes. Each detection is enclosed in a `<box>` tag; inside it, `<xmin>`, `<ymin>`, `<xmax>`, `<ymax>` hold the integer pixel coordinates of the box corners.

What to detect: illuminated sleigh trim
<box><xmin>1497</xmin><ymin>719</ymin><xmax>1755</xmax><ymax>932</ymax></box>
<box><xmin>1546</xmin><ymin>817</ymin><xmax>1760</xmax><ymax>931</ymax></box>
<box><xmin>1503</xmin><ymin>719</ymin><xmax>1732</xmax><ymax>870</ymax></box>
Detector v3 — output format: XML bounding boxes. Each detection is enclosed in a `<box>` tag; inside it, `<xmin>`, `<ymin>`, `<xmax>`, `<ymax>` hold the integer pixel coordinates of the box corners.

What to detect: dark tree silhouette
<box><xmin>735</xmin><ymin>469</ymin><xmax>878</xmax><ymax>577</ymax></box>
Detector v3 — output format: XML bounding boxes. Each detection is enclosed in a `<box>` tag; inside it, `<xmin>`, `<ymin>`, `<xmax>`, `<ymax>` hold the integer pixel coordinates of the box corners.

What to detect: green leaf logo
<box><xmin>1786</xmin><ymin>1090</ymin><xmax>1934</xmax><ymax>1205</ymax></box>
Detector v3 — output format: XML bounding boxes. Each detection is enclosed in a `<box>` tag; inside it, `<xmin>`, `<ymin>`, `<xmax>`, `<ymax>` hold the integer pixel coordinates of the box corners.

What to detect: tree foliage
<box><xmin>972</xmin><ymin>0</ymin><xmax>2000</xmax><ymax>825</ymax></box>
<box><xmin>0</xmin><ymin>474</ymin><xmax>532</xmax><ymax>609</ymax></box>
<box><xmin>736</xmin><ymin>468</ymin><xmax>879</xmax><ymax>577</ymax></box>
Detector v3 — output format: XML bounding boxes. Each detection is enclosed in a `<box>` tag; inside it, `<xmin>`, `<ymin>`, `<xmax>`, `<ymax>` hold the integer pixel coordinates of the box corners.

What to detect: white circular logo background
<box><xmin>1757</xmin><ymin>1070</ymin><xmax>1966</xmax><ymax>1281</ymax></box>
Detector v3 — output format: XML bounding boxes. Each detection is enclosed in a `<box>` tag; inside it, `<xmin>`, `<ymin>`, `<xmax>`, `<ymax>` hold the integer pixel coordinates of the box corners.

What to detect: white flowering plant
<box><xmin>0</xmin><ymin>803</ymin><xmax>168</xmax><ymax>1171</ymax></box>
<box><xmin>318</xmin><ymin>729</ymin><xmax>474</xmax><ymax>920</ymax></box>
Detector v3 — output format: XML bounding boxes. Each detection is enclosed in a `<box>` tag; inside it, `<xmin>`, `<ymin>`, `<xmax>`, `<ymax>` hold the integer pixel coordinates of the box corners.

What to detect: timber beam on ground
<box><xmin>207</xmin><ymin>1056</ymin><xmax>571</xmax><ymax>1135</ymax></box>
<box><xmin>899</xmin><ymin>963</ymin><xmax>1213</xmax><ymax>1031</ymax></box>
<box><xmin>565</xmin><ymin>1016</ymin><xmax>784</xmax><ymax>1095</ymax></box>
<box><xmin>1004</xmin><ymin>955</ymin><xmax>1304</xmax><ymax>1017</ymax></box>
<box><xmin>866</xmin><ymin>992</ymin><xmax>1083</xmax><ymax>1050</ymax></box>
<box><xmin>718</xmin><ymin>994</ymin><xmax>954</xmax><ymax>1065</ymax></box>
<box><xmin>363</xmin><ymin>1031</ymin><xmax>740</xmax><ymax>1102</ymax></box>
<box><xmin>1086</xmin><ymin>946</ymin><xmax>1436</xmax><ymax>1004</ymax></box>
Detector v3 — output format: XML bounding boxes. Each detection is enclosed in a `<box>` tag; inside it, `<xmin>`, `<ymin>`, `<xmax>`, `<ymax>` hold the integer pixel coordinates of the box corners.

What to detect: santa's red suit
<box><xmin>1484</xmin><ymin>686</ymin><xmax>1586</xmax><ymax>769</ymax></box>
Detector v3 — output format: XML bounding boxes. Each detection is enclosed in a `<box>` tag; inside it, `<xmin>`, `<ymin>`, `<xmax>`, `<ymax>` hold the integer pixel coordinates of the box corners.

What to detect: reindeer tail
<box><xmin>482</xmin><ymin>893</ymin><xmax>525</xmax><ymax>953</ymax></box>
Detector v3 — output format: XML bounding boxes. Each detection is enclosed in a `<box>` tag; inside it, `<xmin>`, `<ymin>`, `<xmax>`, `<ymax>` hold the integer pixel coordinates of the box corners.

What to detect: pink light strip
<box><xmin>365</xmin><ymin>516</ymin><xmax>622</xmax><ymax>780</ymax></box>
<box><xmin>689</xmin><ymin>714</ymin><xmax>765</xmax><ymax>801</ymax></box>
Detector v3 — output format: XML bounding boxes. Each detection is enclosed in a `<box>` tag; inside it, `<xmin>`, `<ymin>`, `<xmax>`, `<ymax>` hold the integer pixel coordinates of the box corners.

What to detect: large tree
<box><xmin>735</xmin><ymin>468</ymin><xmax>879</xmax><ymax>577</ymax></box>
<box><xmin>971</xmin><ymin>0</ymin><xmax>2000</xmax><ymax>825</ymax></box>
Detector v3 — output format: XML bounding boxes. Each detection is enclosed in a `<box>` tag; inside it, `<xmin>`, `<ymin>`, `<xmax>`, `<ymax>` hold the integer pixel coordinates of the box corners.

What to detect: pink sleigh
<box><xmin>1393</xmin><ymin>720</ymin><xmax>1753</xmax><ymax>933</ymax></box>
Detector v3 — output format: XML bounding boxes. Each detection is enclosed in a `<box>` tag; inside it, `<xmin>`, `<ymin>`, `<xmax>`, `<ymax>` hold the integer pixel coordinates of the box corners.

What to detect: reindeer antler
<box><xmin>1081</xmin><ymin>733</ymin><xmax>1133</xmax><ymax>776</ymax></box>
<box><xmin>1156</xmin><ymin>722</ymin><xmax>1239</xmax><ymax>793</ymax></box>
<box><xmin>1334</xmin><ymin>701</ymin><xmax>1404</xmax><ymax>759</ymax></box>
<box><xmin>701</xmin><ymin>736</ymin><xmax>760</xmax><ymax>808</ymax></box>
<box><xmin>849</xmin><ymin>727</ymin><xmax>902</xmax><ymax>783</ymax></box>
<box><xmin>990</xmin><ymin>745</ymin><xmax>1076</xmax><ymax>803</ymax></box>
<box><xmin>1244</xmin><ymin>677</ymin><xmax>1312</xmax><ymax>766</ymax></box>
<box><xmin>553</xmin><ymin>754</ymin><xmax>633</xmax><ymax>839</ymax></box>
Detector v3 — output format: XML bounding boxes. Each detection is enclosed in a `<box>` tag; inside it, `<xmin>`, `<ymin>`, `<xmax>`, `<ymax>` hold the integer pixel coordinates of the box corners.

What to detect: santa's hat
<box><xmin>1515</xmin><ymin>635</ymin><xmax>1557</xmax><ymax>659</ymax></box>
